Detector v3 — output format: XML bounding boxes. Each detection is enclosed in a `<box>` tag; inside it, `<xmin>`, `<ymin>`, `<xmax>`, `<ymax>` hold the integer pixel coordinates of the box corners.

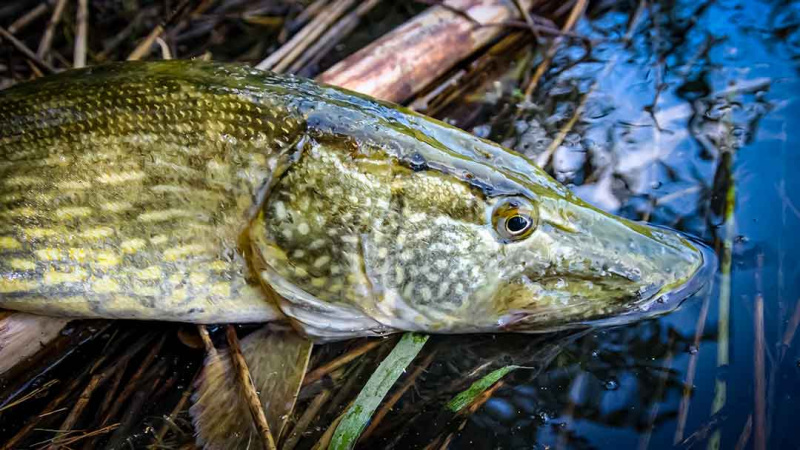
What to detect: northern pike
<box><xmin>0</xmin><ymin>61</ymin><xmax>714</xmax><ymax>341</ymax></box>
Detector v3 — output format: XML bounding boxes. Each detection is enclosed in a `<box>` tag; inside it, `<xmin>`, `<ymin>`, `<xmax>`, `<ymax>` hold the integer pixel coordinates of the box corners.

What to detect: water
<box><xmin>370</xmin><ymin>1</ymin><xmax>800</xmax><ymax>449</ymax></box>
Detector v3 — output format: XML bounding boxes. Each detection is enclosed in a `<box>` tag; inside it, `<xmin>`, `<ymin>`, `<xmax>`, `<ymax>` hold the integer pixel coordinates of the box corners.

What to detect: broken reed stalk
<box><xmin>149</xmin><ymin>369</ymin><xmax>201</xmax><ymax>449</ymax></box>
<box><xmin>0</xmin><ymin>26</ymin><xmax>57</xmax><ymax>74</ymax></box>
<box><xmin>257</xmin><ymin>0</ymin><xmax>357</xmax><ymax>73</ymax></box>
<box><xmin>127</xmin><ymin>0</ymin><xmax>193</xmax><ymax>60</ymax></box>
<box><xmin>319</xmin><ymin>0</ymin><xmax>541</xmax><ymax>103</ymax></box>
<box><xmin>37</xmin><ymin>0</ymin><xmax>68</xmax><ymax>59</ymax></box>
<box><xmin>303</xmin><ymin>339</ymin><xmax>385</xmax><ymax>385</ymax></box>
<box><xmin>225</xmin><ymin>325</ymin><xmax>277</xmax><ymax>450</ymax></box>
<box><xmin>282</xmin><ymin>389</ymin><xmax>332</xmax><ymax>450</ymax></box>
<box><xmin>73</xmin><ymin>0</ymin><xmax>88</xmax><ymax>68</ymax></box>
<box><xmin>286</xmin><ymin>0</ymin><xmax>383</xmax><ymax>75</ymax></box>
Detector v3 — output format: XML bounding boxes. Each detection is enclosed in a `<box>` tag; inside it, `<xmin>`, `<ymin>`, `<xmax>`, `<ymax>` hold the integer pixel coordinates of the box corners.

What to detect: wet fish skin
<box><xmin>0</xmin><ymin>61</ymin><xmax>712</xmax><ymax>340</ymax></box>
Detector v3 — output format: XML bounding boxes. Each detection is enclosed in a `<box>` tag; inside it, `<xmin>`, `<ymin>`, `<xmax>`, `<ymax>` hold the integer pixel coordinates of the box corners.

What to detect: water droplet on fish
<box><xmin>604</xmin><ymin>379</ymin><xmax>619</xmax><ymax>390</ymax></box>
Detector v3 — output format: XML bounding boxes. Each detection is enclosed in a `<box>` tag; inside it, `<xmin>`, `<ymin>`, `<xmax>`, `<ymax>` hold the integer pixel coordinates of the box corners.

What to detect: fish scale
<box><xmin>0</xmin><ymin>62</ymin><xmax>304</xmax><ymax>322</ymax></box>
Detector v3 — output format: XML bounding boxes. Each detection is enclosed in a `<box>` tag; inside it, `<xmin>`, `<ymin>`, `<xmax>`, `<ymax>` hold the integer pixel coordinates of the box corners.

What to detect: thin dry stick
<box><xmin>303</xmin><ymin>339</ymin><xmax>385</xmax><ymax>386</ymax></box>
<box><xmin>47</xmin><ymin>371</ymin><xmax>113</xmax><ymax>450</ymax></box>
<box><xmin>149</xmin><ymin>371</ymin><xmax>200</xmax><ymax>449</ymax></box>
<box><xmin>522</xmin><ymin>0</ymin><xmax>587</xmax><ymax>100</ymax></box>
<box><xmin>127</xmin><ymin>25</ymin><xmax>164</xmax><ymax>61</ymax></box>
<box><xmin>257</xmin><ymin>0</ymin><xmax>356</xmax><ymax>72</ymax></box>
<box><xmin>9</xmin><ymin>1</ymin><xmax>52</xmax><ymax>34</ymax></box>
<box><xmin>0</xmin><ymin>380</ymin><xmax>58</xmax><ymax>413</ymax></box>
<box><xmin>37</xmin><ymin>0</ymin><xmax>68</xmax><ymax>59</ymax></box>
<box><xmin>286</xmin><ymin>0</ymin><xmax>382</xmax><ymax>74</ymax></box>
<box><xmin>97</xmin><ymin>358</ymin><xmax>130</xmax><ymax>417</ymax></box>
<box><xmin>73</xmin><ymin>0</ymin><xmax>88</xmax><ymax>68</ymax></box>
<box><xmin>0</xmin><ymin>27</ymin><xmax>57</xmax><ymax>74</ymax></box>
<box><xmin>754</xmin><ymin>254</ymin><xmax>766</xmax><ymax>450</ymax></box>
<box><xmin>281</xmin><ymin>389</ymin><xmax>332</xmax><ymax>450</ymax></box>
<box><xmin>638</xmin><ymin>333</ymin><xmax>677</xmax><ymax>450</ymax></box>
<box><xmin>673</xmin><ymin>292</ymin><xmax>712</xmax><ymax>443</ymax></box>
<box><xmin>225</xmin><ymin>325</ymin><xmax>277</xmax><ymax>450</ymax></box>
<box><xmin>361</xmin><ymin>349</ymin><xmax>437</xmax><ymax>440</ymax></box>
<box><xmin>780</xmin><ymin>297</ymin><xmax>800</xmax><ymax>360</ymax></box>
<box><xmin>734</xmin><ymin>414</ymin><xmax>753</xmax><ymax>450</ymax></box>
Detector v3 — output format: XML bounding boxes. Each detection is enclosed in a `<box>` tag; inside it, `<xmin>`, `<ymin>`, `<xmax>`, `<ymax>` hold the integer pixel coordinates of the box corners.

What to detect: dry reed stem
<box><xmin>673</xmin><ymin>292</ymin><xmax>712</xmax><ymax>443</ymax></box>
<box><xmin>304</xmin><ymin>339</ymin><xmax>385</xmax><ymax>386</ymax></box>
<box><xmin>9</xmin><ymin>1</ymin><xmax>52</xmax><ymax>34</ymax></box>
<box><xmin>286</xmin><ymin>0</ymin><xmax>382</xmax><ymax>74</ymax></box>
<box><xmin>127</xmin><ymin>25</ymin><xmax>164</xmax><ymax>61</ymax></box>
<box><xmin>361</xmin><ymin>349</ymin><xmax>437</xmax><ymax>440</ymax></box>
<box><xmin>149</xmin><ymin>369</ymin><xmax>200</xmax><ymax>449</ymax></box>
<box><xmin>319</xmin><ymin>0</ymin><xmax>538</xmax><ymax>103</ymax></box>
<box><xmin>638</xmin><ymin>333</ymin><xmax>677</xmax><ymax>450</ymax></box>
<box><xmin>0</xmin><ymin>379</ymin><xmax>59</xmax><ymax>413</ymax></box>
<box><xmin>225</xmin><ymin>325</ymin><xmax>277</xmax><ymax>450</ymax></box>
<box><xmin>780</xmin><ymin>297</ymin><xmax>800</xmax><ymax>360</ymax></box>
<box><xmin>734</xmin><ymin>414</ymin><xmax>753</xmax><ymax>450</ymax></box>
<box><xmin>754</xmin><ymin>253</ymin><xmax>766</xmax><ymax>450</ymax></box>
<box><xmin>282</xmin><ymin>389</ymin><xmax>332</xmax><ymax>450</ymax></box>
<box><xmin>257</xmin><ymin>0</ymin><xmax>356</xmax><ymax>72</ymax></box>
<box><xmin>0</xmin><ymin>26</ymin><xmax>57</xmax><ymax>74</ymax></box>
<box><xmin>522</xmin><ymin>0</ymin><xmax>586</xmax><ymax>99</ymax></box>
<box><xmin>47</xmin><ymin>371</ymin><xmax>113</xmax><ymax>450</ymax></box>
<box><xmin>97</xmin><ymin>358</ymin><xmax>129</xmax><ymax>417</ymax></box>
<box><xmin>36</xmin><ymin>0</ymin><xmax>68</xmax><ymax>59</ymax></box>
<box><xmin>73</xmin><ymin>0</ymin><xmax>88</xmax><ymax>68</ymax></box>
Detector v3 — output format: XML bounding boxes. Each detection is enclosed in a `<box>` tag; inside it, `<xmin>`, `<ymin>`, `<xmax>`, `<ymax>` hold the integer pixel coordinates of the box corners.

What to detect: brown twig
<box><xmin>286</xmin><ymin>0</ymin><xmax>382</xmax><ymax>75</ymax></box>
<box><xmin>47</xmin><ymin>372</ymin><xmax>114</xmax><ymax>450</ymax></box>
<box><xmin>9</xmin><ymin>1</ymin><xmax>53</xmax><ymax>34</ymax></box>
<box><xmin>674</xmin><ymin>293</ymin><xmax>712</xmax><ymax>443</ymax></box>
<box><xmin>282</xmin><ymin>389</ymin><xmax>332</xmax><ymax>450</ymax></box>
<box><xmin>257</xmin><ymin>0</ymin><xmax>357</xmax><ymax>73</ymax></box>
<box><xmin>127</xmin><ymin>0</ymin><xmax>192</xmax><ymax>60</ymax></box>
<box><xmin>361</xmin><ymin>349</ymin><xmax>437</xmax><ymax>440</ymax></box>
<box><xmin>73</xmin><ymin>0</ymin><xmax>88</xmax><ymax>68</ymax></box>
<box><xmin>303</xmin><ymin>339</ymin><xmax>385</xmax><ymax>386</ymax></box>
<box><xmin>36</xmin><ymin>0</ymin><xmax>68</xmax><ymax>60</ymax></box>
<box><xmin>0</xmin><ymin>26</ymin><xmax>57</xmax><ymax>74</ymax></box>
<box><xmin>0</xmin><ymin>380</ymin><xmax>59</xmax><ymax>413</ymax></box>
<box><xmin>225</xmin><ymin>325</ymin><xmax>277</xmax><ymax>450</ymax></box>
<box><xmin>734</xmin><ymin>414</ymin><xmax>753</xmax><ymax>450</ymax></box>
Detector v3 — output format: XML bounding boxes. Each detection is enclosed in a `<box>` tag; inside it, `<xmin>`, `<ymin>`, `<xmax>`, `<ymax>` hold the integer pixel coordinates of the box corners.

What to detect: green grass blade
<box><xmin>329</xmin><ymin>333</ymin><xmax>428</xmax><ymax>450</ymax></box>
<box><xmin>446</xmin><ymin>365</ymin><xmax>519</xmax><ymax>413</ymax></box>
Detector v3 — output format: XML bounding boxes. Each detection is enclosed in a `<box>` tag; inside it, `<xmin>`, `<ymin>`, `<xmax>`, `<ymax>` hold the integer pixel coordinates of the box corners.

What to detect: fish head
<box><xmin>251</xmin><ymin>85</ymin><xmax>715</xmax><ymax>340</ymax></box>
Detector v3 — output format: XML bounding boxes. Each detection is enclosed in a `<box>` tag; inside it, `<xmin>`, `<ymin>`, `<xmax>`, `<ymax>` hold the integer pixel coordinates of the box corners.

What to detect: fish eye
<box><xmin>492</xmin><ymin>197</ymin><xmax>538</xmax><ymax>242</ymax></box>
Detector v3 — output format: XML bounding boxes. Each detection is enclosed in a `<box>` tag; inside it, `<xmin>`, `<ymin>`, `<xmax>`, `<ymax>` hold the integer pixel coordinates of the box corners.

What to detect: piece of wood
<box><xmin>0</xmin><ymin>313</ymin><xmax>69</xmax><ymax>375</ymax></box>
<box><xmin>318</xmin><ymin>0</ymin><xmax>537</xmax><ymax>103</ymax></box>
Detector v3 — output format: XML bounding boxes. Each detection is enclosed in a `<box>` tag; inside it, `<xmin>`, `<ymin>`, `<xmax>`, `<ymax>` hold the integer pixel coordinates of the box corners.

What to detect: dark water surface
<box><xmin>388</xmin><ymin>1</ymin><xmax>800</xmax><ymax>449</ymax></box>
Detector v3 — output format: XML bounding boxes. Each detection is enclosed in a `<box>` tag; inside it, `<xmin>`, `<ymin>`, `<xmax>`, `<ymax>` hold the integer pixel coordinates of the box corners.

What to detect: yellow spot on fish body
<box><xmin>139</xmin><ymin>209</ymin><xmax>202</xmax><ymax>222</ymax></box>
<box><xmin>44</xmin><ymin>268</ymin><xmax>87</xmax><ymax>284</ymax></box>
<box><xmin>8</xmin><ymin>207</ymin><xmax>36</xmax><ymax>218</ymax></box>
<box><xmin>80</xmin><ymin>227</ymin><xmax>114</xmax><ymax>240</ymax></box>
<box><xmin>36</xmin><ymin>248</ymin><xmax>63</xmax><ymax>261</ymax></box>
<box><xmin>311</xmin><ymin>277</ymin><xmax>327</xmax><ymax>288</ymax></box>
<box><xmin>164</xmin><ymin>244</ymin><xmax>206</xmax><ymax>261</ymax></box>
<box><xmin>209</xmin><ymin>261</ymin><xmax>228</xmax><ymax>272</ymax></box>
<box><xmin>102</xmin><ymin>202</ymin><xmax>133</xmax><ymax>212</ymax></box>
<box><xmin>121</xmin><ymin>238</ymin><xmax>146</xmax><ymax>254</ymax></box>
<box><xmin>3</xmin><ymin>175</ymin><xmax>42</xmax><ymax>187</ymax></box>
<box><xmin>313</xmin><ymin>255</ymin><xmax>330</xmax><ymax>268</ymax></box>
<box><xmin>189</xmin><ymin>272</ymin><xmax>208</xmax><ymax>285</ymax></box>
<box><xmin>96</xmin><ymin>170</ymin><xmax>146</xmax><ymax>184</ymax></box>
<box><xmin>0</xmin><ymin>236</ymin><xmax>21</xmax><ymax>250</ymax></box>
<box><xmin>138</xmin><ymin>266</ymin><xmax>162</xmax><ymax>280</ymax></box>
<box><xmin>0</xmin><ymin>279</ymin><xmax>36</xmax><ymax>293</ymax></box>
<box><xmin>93</xmin><ymin>278</ymin><xmax>120</xmax><ymax>293</ymax></box>
<box><xmin>94</xmin><ymin>251</ymin><xmax>121</xmax><ymax>268</ymax></box>
<box><xmin>68</xmin><ymin>248</ymin><xmax>90</xmax><ymax>262</ymax></box>
<box><xmin>9</xmin><ymin>259</ymin><xmax>36</xmax><ymax>271</ymax></box>
<box><xmin>151</xmin><ymin>235</ymin><xmax>169</xmax><ymax>245</ymax></box>
<box><xmin>210</xmin><ymin>283</ymin><xmax>230</xmax><ymax>297</ymax></box>
<box><xmin>23</xmin><ymin>228</ymin><xmax>59</xmax><ymax>239</ymax></box>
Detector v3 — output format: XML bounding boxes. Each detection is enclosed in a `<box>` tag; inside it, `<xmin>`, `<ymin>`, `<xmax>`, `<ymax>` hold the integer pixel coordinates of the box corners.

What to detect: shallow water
<box><xmin>377</xmin><ymin>1</ymin><xmax>800</xmax><ymax>449</ymax></box>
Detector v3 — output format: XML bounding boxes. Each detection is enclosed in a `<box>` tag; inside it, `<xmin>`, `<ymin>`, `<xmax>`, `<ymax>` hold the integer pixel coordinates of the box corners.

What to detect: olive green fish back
<box><xmin>0</xmin><ymin>62</ymin><xmax>303</xmax><ymax>322</ymax></box>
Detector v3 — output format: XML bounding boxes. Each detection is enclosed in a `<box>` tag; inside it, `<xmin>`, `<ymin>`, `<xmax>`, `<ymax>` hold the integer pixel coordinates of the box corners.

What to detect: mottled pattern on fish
<box><xmin>0</xmin><ymin>63</ymin><xmax>303</xmax><ymax>321</ymax></box>
<box><xmin>0</xmin><ymin>61</ymin><xmax>712</xmax><ymax>339</ymax></box>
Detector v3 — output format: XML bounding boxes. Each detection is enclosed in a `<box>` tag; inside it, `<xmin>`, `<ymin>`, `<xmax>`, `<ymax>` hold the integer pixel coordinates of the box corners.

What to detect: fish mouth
<box><xmin>498</xmin><ymin>231</ymin><xmax>718</xmax><ymax>332</ymax></box>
